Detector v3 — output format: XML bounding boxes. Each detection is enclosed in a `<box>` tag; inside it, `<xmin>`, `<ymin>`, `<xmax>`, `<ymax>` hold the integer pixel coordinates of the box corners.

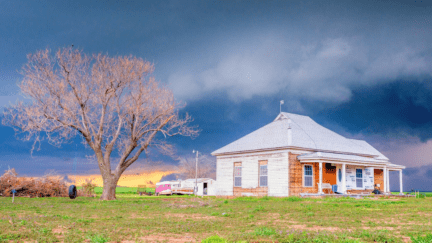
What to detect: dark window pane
<box><xmin>234</xmin><ymin>177</ymin><xmax>242</xmax><ymax>187</ymax></box>
<box><xmin>304</xmin><ymin>176</ymin><xmax>313</xmax><ymax>187</ymax></box>
<box><xmin>305</xmin><ymin>165</ymin><xmax>312</xmax><ymax>176</ymax></box>
<box><xmin>260</xmin><ymin>165</ymin><xmax>268</xmax><ymax>176</ymax></box>
<box><xmin>260</xmin><ymin>176</ymin><xmax>268</xmax><ymax>187</ymax></box>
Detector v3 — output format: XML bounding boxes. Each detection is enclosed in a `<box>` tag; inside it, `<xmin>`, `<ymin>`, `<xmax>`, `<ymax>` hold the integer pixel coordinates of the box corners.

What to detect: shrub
<box><xmin>0</xmin><ymin>168</ymin><xmax>68</xmax><ymax>197</ymax></box>
<box><xmin>79</xmin><ymin>179</ymin><xmax>97</xmax><ymax>197</ymax></box>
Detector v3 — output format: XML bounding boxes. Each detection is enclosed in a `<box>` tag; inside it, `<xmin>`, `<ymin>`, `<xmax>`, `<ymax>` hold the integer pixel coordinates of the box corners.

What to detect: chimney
<box><xmin>287</xmin><ymin>119</ymin><xmax>292</xmax><ymax>145</ymax></box>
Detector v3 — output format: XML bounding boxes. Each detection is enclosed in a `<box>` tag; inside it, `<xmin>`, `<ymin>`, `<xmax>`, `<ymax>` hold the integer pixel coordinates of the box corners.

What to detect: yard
<box><xmin>1</xmin><ymin>191</ymin><xmax>431</xmax><ymax>243</ymax></box>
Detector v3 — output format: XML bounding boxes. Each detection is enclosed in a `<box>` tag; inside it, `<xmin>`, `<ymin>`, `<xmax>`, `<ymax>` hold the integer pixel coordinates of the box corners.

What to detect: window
<box><xmin>356</xmin><ymin>169</ymin><xmax>363</xmax><ymax>188</ymax></box>
<box><xmin>338</xmin><ymin>168</ymin><xmax>342</xmax><ymax>182</ymax></box>
<box><xmin>234</xmin><ymin>163</ymin><xmax>242</xmax><ymax>187</ymax></box>
<box><xmin>304</xmin><ymin>165</ymin><xmax>313</xmax><ymax>187</ymax></box>
<box><xmin>259</xmin><ymin>164</ymin><xmax>268</xmax><ymax>187</ymax></box>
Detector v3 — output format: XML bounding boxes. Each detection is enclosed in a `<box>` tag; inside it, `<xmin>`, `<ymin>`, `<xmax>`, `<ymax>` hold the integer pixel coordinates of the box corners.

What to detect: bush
<box><xmin>79</xmin><ymin>179</ymin><xmax>97</xmax><ymax>197</ymax></box>
<box><xmin>0</xmin><ymin>168</ymin><xmax>68</xmax><ymax>197</ymax></box>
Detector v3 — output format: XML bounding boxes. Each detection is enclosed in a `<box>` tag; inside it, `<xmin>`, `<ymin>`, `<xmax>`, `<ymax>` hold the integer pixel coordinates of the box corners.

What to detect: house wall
<box><xmin>216</xmin><ymin>157</ymin><xmax>234</xmax><ymax>195</ymax></box>
<box><xmin>322</xmin><ymin>163</ymin><xmax>337</xmax><ymax>185</ymax></box>
<box><xmin>374</xmin><ymin>169</ymin><xmax>384</xmax><ymax>191</ymax></box>
<box><xmin>288</xmin><ymin>152</ymin><xmax>319</xmax><ymax>196</ymax></box>
<box><xmin>216</xmin><ymin>152</ymin><xmax>289</xmax><ymax>197</ymax></box>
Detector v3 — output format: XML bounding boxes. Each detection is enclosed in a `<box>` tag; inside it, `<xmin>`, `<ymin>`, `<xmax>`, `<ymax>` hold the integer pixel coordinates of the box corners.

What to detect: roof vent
<box><xmin>288</xmin><ymin>123</ymin><xmax>292</xmax><ymax>145</ymax></box>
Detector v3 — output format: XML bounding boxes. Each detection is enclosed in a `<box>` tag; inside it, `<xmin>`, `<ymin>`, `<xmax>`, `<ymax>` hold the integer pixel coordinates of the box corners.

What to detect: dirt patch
<box><xmin>52</xmin><ymin>227</ymin><xmax>66</xmax><ymax>234</ymax></box>
<box><xmin>286</xmin><ymin>224</ymin><xmax>341</xmax><ymax>232</ymax></box>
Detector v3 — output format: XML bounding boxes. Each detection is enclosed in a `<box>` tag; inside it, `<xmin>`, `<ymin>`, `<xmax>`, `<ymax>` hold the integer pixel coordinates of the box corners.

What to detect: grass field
<box><xmin>1</xmin><ymin>192</ymin><xmax>432</xmax><ymax>243</ymax></box>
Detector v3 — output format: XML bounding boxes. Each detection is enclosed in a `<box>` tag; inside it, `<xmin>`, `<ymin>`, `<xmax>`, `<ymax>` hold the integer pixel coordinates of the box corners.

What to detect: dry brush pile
<box><xmin>0</xmin><ymin>168</ymin><xmax>68</xmax><ymax>198</ymax></box>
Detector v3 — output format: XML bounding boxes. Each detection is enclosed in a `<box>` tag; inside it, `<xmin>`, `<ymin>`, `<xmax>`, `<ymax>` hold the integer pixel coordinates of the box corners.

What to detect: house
<box><xmin>211</xmin><ymin>112</ymin><xmax>405</xmax><ymax>197</ymax></box>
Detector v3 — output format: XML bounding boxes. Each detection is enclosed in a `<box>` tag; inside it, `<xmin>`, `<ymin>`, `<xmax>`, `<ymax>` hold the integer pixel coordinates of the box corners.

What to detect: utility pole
<box><xmin>193</xmin><ymin>150</ymin><xmax>199</xmax><ymax>195</ymax></box>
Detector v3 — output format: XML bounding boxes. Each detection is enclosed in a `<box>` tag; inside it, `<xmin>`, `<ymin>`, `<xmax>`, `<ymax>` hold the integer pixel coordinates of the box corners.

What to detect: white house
<box><xmin>211</xmin><ymin>112</ymin><xmax>405</xmax><ymax>197</ymax></box>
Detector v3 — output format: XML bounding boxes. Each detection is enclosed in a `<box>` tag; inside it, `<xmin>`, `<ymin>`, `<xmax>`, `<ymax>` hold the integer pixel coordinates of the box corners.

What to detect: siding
<box><xmin>216</xmin><ymin>152</ymin><xmax>289</xmax><ymax>197</ymax></box>
<box><xmin>268</xmin><ymin>153</ymin><xmax>289</xmax><ymax>196</ymax></box>
<box><xmin>216</xmin><ymin>157</ymin><xmax>234</xmax><ymax>195</ymax></box>
<box><xmin>288</xmin><ymin>152</ymin><xmax>319</xmax><ymax>196</ymax></box>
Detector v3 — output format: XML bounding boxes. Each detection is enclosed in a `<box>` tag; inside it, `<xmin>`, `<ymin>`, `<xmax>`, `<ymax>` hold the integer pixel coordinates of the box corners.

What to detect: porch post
<box><xmin>342</xmin><ymin>163</ymin><xmax>346</xmax><ymax>194</ymax></box>
<box><xmin>399</xmin><ymin>170</ymin><xmax>403</xmax><ymax>195</ymax></box>
<box><xmin>387</xmin><ymin>169</ymin><xmax>390</xmax><ymax>194</ymax></box>
<box><xmin>319</xmin><ymin>162</ymin><xmax>323</xmax><ymax>194</ymax></box>
<box><xmin>383</xmin><ymin>167</ymin><xmax>387</xmax><ymax>194</ymax></box>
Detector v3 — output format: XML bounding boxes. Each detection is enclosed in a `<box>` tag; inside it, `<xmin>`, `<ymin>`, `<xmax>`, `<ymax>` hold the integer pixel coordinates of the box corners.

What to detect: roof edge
<box><xmin>211</xmin><ymin>145</ymin><xmax>388</xmax><ymax>160</ymax></box>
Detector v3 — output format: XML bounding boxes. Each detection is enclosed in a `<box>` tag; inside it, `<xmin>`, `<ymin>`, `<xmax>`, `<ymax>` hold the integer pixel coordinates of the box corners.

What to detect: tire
<box><xmin>69</xmin><ymin>185</ymin><xmax>77</xmax><ymax>199</ymax></box>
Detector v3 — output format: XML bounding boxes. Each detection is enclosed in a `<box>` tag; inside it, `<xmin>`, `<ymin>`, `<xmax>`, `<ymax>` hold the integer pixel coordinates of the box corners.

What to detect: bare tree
<box><xmin>177</xmin><ymin>154</ymin><xmax>216</xmax><ymax>180</ymax></box>
<box><xmin>2</xmin><ymin>47</ymin><xmax>198</xmax><ymax>200</ymax></box>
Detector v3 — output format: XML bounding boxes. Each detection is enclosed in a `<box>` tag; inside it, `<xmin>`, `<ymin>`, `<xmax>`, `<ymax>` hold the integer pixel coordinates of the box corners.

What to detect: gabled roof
<box><xmin>211</xmin><ymin>112</ymin><xmax>388</xmax><ymax>161</ymax></box>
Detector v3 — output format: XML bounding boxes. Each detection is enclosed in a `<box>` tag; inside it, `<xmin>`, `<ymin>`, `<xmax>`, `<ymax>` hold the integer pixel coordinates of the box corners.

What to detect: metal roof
<box><xmin>212</xmin><ymin>112</ymin><xmax>389</xmax><ymax>161</ymax></box>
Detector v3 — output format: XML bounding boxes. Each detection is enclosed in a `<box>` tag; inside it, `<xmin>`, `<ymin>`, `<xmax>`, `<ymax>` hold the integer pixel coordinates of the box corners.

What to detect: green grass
<box><xmin>1</xmin><ymin>193</ymin><xmax>432</xmax><ymax>242</ymax></box>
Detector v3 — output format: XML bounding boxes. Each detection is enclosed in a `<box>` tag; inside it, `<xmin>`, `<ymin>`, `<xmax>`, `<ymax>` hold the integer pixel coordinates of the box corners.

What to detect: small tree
<box><xmin>2</xmin><ymin>47</ymin><xmax>198</xmax><ymax>200</ymax></box>
<box><xmin>177</xmin><ymin>154</ymin><xmax>216</xmax><ymax>180</ymax></box>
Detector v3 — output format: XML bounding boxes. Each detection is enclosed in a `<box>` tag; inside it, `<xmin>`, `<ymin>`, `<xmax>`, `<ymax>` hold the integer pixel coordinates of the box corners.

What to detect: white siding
<box><xmin>215</xmin><ymin>151</ymin><xmax>289</xmax><ymax>196</ymax></box>
<box><xmin>268</xmin><ymin>153</ymin><xmax>289</xmax><ymax>197</ymax></box>
<box><xmin>216</xmin><ymin>157</ymin><xmax>234</xmax><ymax>195</ymax></box>
<box><xmin>242</xmin><ymin>157</ymin><xmax>258</xmax><ymax>189</ymax></box>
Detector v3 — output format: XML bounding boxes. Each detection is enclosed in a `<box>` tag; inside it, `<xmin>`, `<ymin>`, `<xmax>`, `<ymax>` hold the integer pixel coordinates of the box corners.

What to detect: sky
<box><xmin>0</xmin><ymin>0</ymin><xmax>432</xmax><ymax>191</ymax></box>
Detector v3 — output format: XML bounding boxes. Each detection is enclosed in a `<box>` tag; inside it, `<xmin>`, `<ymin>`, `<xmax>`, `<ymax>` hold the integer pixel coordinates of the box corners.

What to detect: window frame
<box><xmin>303</xmin><ymin>164</ymin><xmax>314</xmax><ymax>187</ymax></box>
<box><xmin>234</xmin><ymin>162</ymin><xmax>242</xmax><ymax>187</ymax></box>
<box><xmin>259</xmin><ymin>161</ymin><xmax>268</xmax><ymax>187</ymax></box>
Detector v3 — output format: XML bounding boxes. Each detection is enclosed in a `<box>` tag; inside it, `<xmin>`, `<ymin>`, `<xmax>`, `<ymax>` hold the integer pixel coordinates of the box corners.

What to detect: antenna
<box><xmin>280</xmin><ymin>100</ymin><xmax>284</xmax><ymax>113</ymax></box>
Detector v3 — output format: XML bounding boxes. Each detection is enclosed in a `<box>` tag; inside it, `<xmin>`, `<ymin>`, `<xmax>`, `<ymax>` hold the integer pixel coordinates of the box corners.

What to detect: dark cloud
<box><xmin>319</xmin><ymin>80</ymin><xmax>432</xmax><ymax>141</ymax></box>
<box><xmin>159</xmin><ymin>173</ymin><xmax>180</xmax><ymax>182</ymax></box>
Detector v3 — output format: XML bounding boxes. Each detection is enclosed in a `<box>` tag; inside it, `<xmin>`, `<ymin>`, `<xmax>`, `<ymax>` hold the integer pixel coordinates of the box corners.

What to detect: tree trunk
<box><xmin>100</xmin><ymin>176</ymin><xmax>118</xmax><ymax>200</ymax></box>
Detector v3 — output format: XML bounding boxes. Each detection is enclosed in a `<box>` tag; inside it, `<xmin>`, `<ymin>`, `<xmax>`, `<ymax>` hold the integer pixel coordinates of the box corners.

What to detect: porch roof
<box><xmin>297</xmin><ymin>152</ymin><xmax>405</xmax><ymax>169</ymax></box>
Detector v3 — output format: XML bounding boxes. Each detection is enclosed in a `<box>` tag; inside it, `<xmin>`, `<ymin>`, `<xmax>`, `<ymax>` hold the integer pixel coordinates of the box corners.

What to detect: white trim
<box><xmin>303</xmin><ymin>164</ymin><xmax>314</xmax><ymax>187</ymax></box>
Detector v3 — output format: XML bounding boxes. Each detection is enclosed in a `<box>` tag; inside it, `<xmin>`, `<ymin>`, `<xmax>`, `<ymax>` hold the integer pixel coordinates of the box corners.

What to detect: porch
<box><xmin>297</xmin><ymin>152</ymin><xmax>406</xmax><ymax>196</ymax></box>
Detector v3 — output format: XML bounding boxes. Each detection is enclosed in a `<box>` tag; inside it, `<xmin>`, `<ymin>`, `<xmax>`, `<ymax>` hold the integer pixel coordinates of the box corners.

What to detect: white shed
<box><xmin>182</xmin><ymin>178</ymin><xmax>217</xmax><ymax>196</ymax></box>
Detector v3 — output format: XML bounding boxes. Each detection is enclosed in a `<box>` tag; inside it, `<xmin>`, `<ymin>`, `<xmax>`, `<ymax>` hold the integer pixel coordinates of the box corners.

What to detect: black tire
<box><xmin>69</xmin><ymin>185</ymin><xmax>77</xmax><ymax>199</ymax></box>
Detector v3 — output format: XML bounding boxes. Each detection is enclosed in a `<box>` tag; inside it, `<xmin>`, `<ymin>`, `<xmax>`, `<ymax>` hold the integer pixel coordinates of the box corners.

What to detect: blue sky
<box><xmin>1</xmin><ymin>0</ymin><xmax>432</xmax><ymax>191</ymax></box>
